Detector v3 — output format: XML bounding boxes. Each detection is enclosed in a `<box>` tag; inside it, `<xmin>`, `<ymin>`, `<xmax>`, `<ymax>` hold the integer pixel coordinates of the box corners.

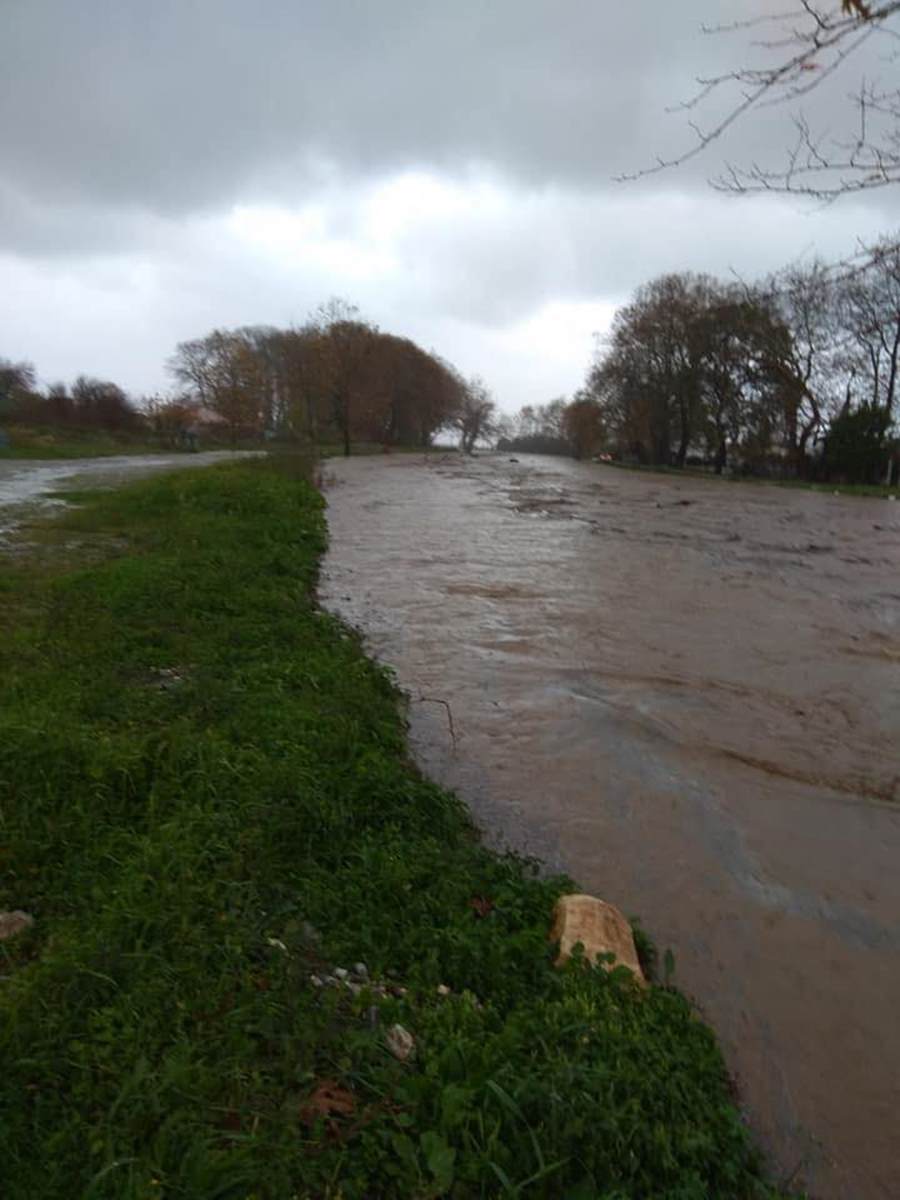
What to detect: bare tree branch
<box><xmin>620</xmin><ymin>2</ymin><xmax>900</xmax><ymax>200</ymax></box>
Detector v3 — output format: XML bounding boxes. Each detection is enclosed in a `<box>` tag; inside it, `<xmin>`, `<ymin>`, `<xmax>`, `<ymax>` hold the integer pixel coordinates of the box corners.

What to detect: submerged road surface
<box><xmin>321</xmin><ymin>453</ymin><xmax>900</xmax><ymax>1200</ymax></box>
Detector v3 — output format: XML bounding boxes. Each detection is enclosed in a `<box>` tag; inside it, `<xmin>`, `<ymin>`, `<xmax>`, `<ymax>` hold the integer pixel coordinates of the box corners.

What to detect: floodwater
<box><xmin>321</xmin><ymin>453</ymin><xmax>900</xmax><ymax>1200</ymax></box>
<box><xmin>0</xmin><ymin>451</ymin><xmax>259</xmax><ymax>541</ymax></box>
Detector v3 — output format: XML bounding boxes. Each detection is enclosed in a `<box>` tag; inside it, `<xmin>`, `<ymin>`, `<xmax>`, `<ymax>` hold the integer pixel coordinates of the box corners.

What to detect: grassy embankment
<box><xmin>0</xmin><ymin>458</ymin><xmax>791</xmax><ymax>1198</ymax></box>
<box><xmin>0</xmin><ymin>427</ymin><xmax>458</xmax><ymax>461</ymax></box>
<box><xmin>599</xmin><ymin>458</ymin><xmax>898</xmax><ymax>499</ymax></box>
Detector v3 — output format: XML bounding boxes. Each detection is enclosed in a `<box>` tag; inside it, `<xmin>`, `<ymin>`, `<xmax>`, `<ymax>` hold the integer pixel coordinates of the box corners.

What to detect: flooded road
<box><xmin>321</xmin><ymin>453</ymin><xmax>900</xmax><ymax>1200</ymax></box>
<box><xmin>0</xmin><ymin>451</ymin><xmax>258</xmax><ymax>542</ymax></box>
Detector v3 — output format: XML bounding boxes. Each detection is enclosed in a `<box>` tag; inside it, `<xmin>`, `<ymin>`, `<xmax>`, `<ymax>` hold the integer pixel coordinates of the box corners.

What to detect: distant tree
<box><xmin>583</xmin><ymin>269</ymin><xmax>842</xmax><ymax>474</ymax></box>
<box><xmin>264</xmin><ymin>322</ymin><xmax>332</xmax><ymax>444</ymax></box>
<box><xmin>562</xmin><ymin>393</ymin><xmax>605</xmax><ymax>459</ymax></box>
<box><xmin>839</xmin><ymin>236</ymin><xmax>900</xmax><ymax>417</ymax></box>
<box><xmin>824</xmin><ymin>400</ymin><xmax>894</xmax><ymax>481</ymax></box>
<box><xmin>70</xmin><ymin>376</ymin><xmax>138</xmax><ymax>431</ymax></box>
<box><xmin>0</xmin><ymin>359</ymin><xmax>37</xmax><ymax>416</ymax></box>
<box><xmin>694</xmin><ymin>286</ymin><xmax>788</xmax><ymax>473</ymax></box>
<box><xmin>757</xmin><ymin>262</ymin><xmax>844</xmax><ymax>467</ymax></box>
<box><xmin>313</xmin><ymin>299</ymin><xmax>378</xmax><ymax>457</ymax></box>
<box><xmin>169</xmin><ymin>330</ymin><xmax>267</xmax><ymax>444</ymax></box>
<box><xmin>453</xmin><ymin>376</ymin><xmax>496</xmax><ymax>453</ymax></box>
<box><xmin>499</xmin><ymin>398</ymin><xmax>577</xmax><ymax>455</ymax></box>
<box><xmin>589</xmin><ymin>273</ymin><xmax>715</xmax><ymax>466</ymax></box>
<box><xmin>493</xmin><ymin>413</ymin><xmax>517</xmax><ymax>448</ymax></box>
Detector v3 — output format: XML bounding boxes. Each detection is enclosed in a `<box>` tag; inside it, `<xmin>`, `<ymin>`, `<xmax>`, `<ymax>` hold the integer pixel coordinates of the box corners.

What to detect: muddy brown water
<box><xmin>321</xmin><ymin>453</ymin><xmax>900</xmax><ymax>1200</ymax></box>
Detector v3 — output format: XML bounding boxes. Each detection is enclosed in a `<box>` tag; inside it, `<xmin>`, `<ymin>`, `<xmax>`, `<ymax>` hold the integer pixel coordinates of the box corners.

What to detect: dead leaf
<box><xmin>469</xmin><ymin>896</ymin><xmax>494</xmax><ymax>919</ymax></box>
<box><xmin>300</xmin><ymin>1079</ymin><xmax>356</xmax><ymax>1126</ymax></box>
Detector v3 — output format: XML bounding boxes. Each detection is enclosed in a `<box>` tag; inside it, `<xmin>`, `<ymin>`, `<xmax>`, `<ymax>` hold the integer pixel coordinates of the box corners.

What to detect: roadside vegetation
<box><xmin>595</xmin><ymin>458</ymin><xmax>900</xmax><ymax>500</ymax></box>
<box><xmin>0</xmin><ymin>458</ymin><xmax>791</xmax><ymax>1199</ymax></box>
<box><xmin>1</xmin><ymin>299</ymin><xmax>495</xmax><ymax>465</ymax></box>
<box><xmin>0</xmin><ymin>425</ymin><xmax>163</xmax><ymax>459</ymax></box>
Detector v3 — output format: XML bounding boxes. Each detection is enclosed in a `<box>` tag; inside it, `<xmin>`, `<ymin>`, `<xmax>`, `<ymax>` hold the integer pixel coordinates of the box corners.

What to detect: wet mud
<box><xmin>321</xmin><ymin>453</ymin><xmax>900</xmax><ymax>1200</ymax></box>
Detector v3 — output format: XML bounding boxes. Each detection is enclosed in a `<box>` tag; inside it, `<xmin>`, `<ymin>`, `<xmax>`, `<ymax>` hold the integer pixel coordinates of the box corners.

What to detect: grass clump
<box><xmin>0</xmin><ymin>459</ymin><xmax>789</xmax><ymax>1198</ymax></box>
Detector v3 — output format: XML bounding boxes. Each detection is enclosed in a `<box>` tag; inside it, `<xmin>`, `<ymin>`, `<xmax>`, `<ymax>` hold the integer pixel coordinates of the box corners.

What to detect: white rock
<box><xmin>385</xmin><ymin>1024</ymin><xmax>416</xmax><ymax>1061</ymax></box>
<box><xmin>333</xmin><ymin>967</ymin><xmax>349</xmax><ymax>981</ymax></box>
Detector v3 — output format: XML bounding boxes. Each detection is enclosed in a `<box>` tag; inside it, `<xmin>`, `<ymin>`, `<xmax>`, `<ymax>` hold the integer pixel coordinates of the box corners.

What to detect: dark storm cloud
<box><xmin>0</xmin><ymin>0</ymin><xmax>802</xmax><ymax>224</ymax></box>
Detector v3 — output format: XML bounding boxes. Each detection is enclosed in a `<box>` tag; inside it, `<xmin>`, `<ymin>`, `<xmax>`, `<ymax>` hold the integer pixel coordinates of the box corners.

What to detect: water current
<box><xmin>321</xmin><ymin>452</ymin><xmax>900</xmax><ymax>1200</ymax></box>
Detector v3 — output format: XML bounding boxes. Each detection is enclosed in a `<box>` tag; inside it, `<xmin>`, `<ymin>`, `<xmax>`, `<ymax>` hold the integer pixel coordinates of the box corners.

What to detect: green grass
<box><xmin>0</xmin><ymin>458</ymin><xmax>792</xmax><ymax>1199</ymax></box>
<box><xmin>0</xmin><ymin>425</ymin><xmax>167</xmax><ymax>459</ymax></box>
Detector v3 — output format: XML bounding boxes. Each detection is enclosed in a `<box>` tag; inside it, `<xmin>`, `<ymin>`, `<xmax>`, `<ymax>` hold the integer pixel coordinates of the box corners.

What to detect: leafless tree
<box><xmin>625</xmin><ymin>2</ymin><xmax>900</xmax><ymax>201</ymax></box>
<box><xmin>839</xmin><ymin>234</ymin><xmax>900</xmax><ymax>413</ymax></box>
<box><xmin>453</xmin><ymin>376</ymin><xmax>497</xmax><ymax>453</ymax></box>
<box><xmin>0</xmin><ymin>358</ymin><xmax>37</xmax><ymax>411</ymax></box>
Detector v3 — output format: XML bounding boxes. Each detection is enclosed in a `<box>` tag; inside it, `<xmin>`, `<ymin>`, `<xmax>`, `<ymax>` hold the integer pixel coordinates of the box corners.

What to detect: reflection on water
<box><xmin>321</xmin><ymin>453</ymin><xmax>900</xmax><ymax>1200</ymax></box>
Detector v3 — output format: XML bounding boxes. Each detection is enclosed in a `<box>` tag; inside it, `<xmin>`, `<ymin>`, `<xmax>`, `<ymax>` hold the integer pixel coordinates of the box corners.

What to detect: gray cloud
<box><xmin>9</xmin><ymin>0</ymin><xmax>885</xmax><ymax>220</ymax></box>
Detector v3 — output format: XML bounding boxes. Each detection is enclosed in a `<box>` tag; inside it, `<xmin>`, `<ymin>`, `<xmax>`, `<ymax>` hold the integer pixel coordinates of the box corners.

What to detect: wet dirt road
<box><xmin>0</xmin><ymin>451</ymin><xmax>259</xmax><ymax>542</ymax></box>
<box><xmin>321</xmin><ymin>453</ymin><xmax>900</xmax><ymax>1200</ymax></box>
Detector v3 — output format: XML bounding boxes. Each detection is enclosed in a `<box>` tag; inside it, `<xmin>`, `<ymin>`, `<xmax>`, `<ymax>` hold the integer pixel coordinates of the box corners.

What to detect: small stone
<box><xmin>436</xmin><ymin>984</ymin><xmax>451</xmax><ymax>997</ymax></box>
<box><xmin>333</xmin><ymin>967</ymin><xmax>349</xmax><ymax>981</ymax></box>
<box><xmin>352</xmin><ymin>962</ymin><xmax>369</xmax><ymax>980</ymax></box>
<box><xmin>309</xmin><ymin>974</ymin><xmax>324</xmax><ymax>988</ymax></box>
<box><xmin>348</xmin><ymin>982</ymin><xmax>362</xmax><ymax>996</ymax></box>
<box><xmin>385</xmin><ymin>1024</ymin><xmax>415</xmax><ymax>1061</ymax></box>
<box><xmin>0</xmin><ymin>911</ymin><xmax>34</xmax><ymax>941</ymax></box>
<box><xmin>549</xmin><ymin>894</ymin><xmax>645</xmax><ymax>984</ymax></box>
<box><xmin>266</xmin><ymin>937</ymin><xmax>288</xmax><ymax>952</ymax></box>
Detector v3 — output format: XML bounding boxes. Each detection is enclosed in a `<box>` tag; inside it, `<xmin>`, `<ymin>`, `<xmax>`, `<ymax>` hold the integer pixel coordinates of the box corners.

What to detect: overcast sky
<box><xmin>3</xmin><ymin>1</ymin><xmax>899</xmax><ymax>412</ymax></box>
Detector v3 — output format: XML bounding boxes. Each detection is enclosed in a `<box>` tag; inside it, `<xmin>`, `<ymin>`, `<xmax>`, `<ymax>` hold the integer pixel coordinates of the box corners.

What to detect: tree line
<box><xmin>0</xmin><ymin>361</ymin><xmax>141</xmax><ymax>435</ymax></box>
<box><xmin>500</xmin><ymin>239</ymin><xmax>900</xmax><ymax>485</ymax></box>
<box><xmin>1</xmin><ymin>300</ymin><xmax>495</xmax><ymax>454</ymax></box>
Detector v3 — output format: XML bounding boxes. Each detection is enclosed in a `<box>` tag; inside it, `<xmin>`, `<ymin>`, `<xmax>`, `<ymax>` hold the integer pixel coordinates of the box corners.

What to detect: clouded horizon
<box><xmin>3</xmin><ymin>1</ymin><xmax>898</xmax><ymax>412</ymax></box>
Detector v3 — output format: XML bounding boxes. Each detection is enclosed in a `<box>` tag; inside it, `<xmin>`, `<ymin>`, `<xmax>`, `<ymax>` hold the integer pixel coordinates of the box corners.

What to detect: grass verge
<box><xmin>0</xmin><ymin>458</ymin><xmax>791</xmax><ymax>1198</ymax></box>
<box><xmin>598</xmin><ymin>458</ymin><xmax>898</xmax><ymax>499</ymax></box>
<box><xmin>0</xmin><ymin>426</ymin><xmax>167</xmax><ymax>459</ymax></box>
